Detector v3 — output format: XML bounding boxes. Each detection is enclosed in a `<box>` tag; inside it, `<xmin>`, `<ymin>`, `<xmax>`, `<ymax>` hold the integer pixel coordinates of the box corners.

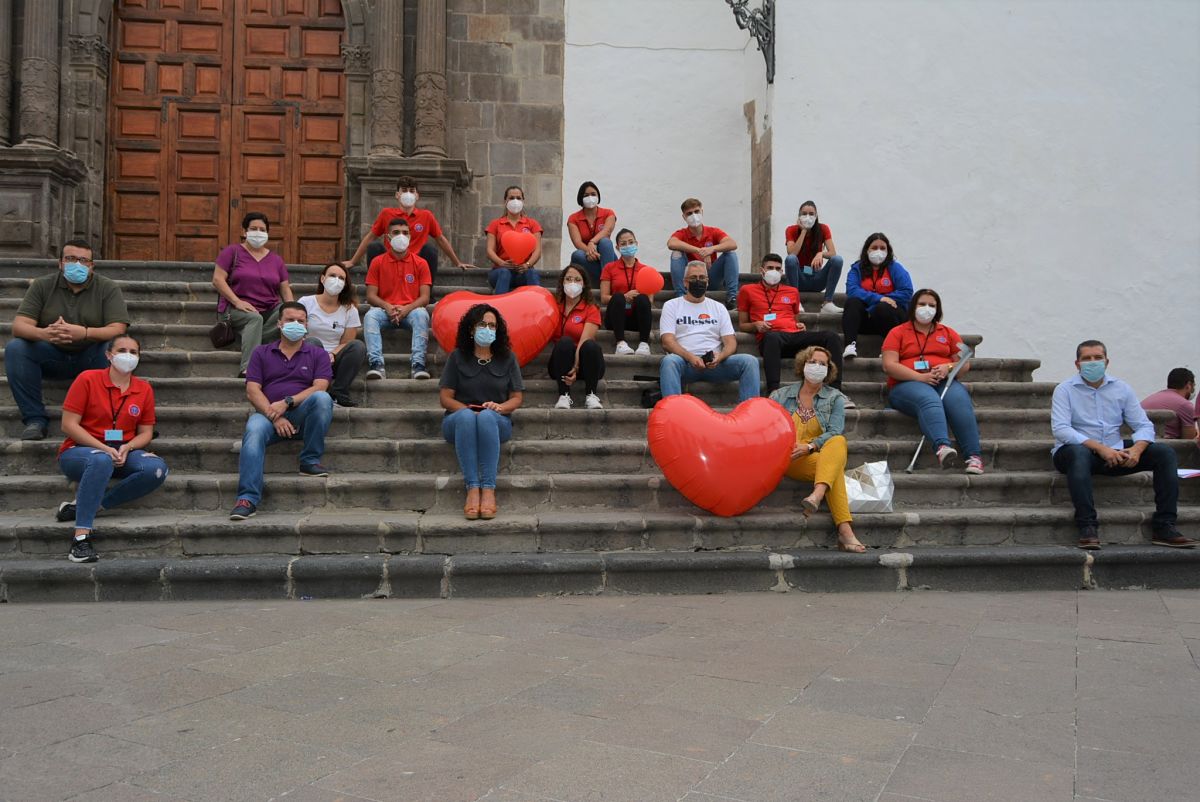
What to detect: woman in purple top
<box><xmin>212</xmin><ymin>212</ymin><xmax>294</xmax><ymax>376</ymax></box>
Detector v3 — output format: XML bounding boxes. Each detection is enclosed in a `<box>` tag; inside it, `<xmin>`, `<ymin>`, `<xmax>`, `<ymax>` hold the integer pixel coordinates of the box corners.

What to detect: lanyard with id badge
<box><xmin>913</xmin><ymin>327</ymin><xmax>935</xmax><ymax>373</ymax></box>
<box><xmin>105</xmin><ymin>389</ymin><xmax>130</xmax><ymax>445</ymax></box>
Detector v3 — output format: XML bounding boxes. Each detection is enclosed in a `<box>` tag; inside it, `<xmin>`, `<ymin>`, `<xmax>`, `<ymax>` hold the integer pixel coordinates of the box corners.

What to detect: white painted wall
<box><xmin>561</xmin><ymin>0</ymin><xmax>755</xmax><ymax>277</ymax></box>
<box><xmin>770</xmin><ymin>0</ymin><xmax>1200</xmax><ymax>395</ymax></box>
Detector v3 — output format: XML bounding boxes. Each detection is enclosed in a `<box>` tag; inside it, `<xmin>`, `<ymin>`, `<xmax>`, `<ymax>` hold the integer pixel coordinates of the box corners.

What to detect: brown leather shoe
<box><xmin>1151</xmin><ymin>527</ymin><xmax>1198</xmax><ymax>548</ymax></box>
<box><xmin>464</xmin><ymin>487</ymin><xmax>481</xmax><ymax>520</ymax></box>
<box><xmin>479</xmin><ymin>488</ymin><xmax>497</xmax><ymax>520</ymax></box>
<box><xmin>1077</xmin><ymin>526</ymin><xmax>1101</xmax><ymax>550</ymax></box>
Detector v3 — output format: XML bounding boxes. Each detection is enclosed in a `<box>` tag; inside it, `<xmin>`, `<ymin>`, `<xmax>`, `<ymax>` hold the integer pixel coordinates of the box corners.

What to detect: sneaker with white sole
<box><xmin>584</xmin><ymin>392</ymin><xmax>603</xmax><ymax>409</ymax></box>
<box><xmin>821</xmin><ymin>301</ymin><xmax>843</xmax><ymax>314</ymax></box>
<box><xmin>554</xmin><ymin>394</ymin><xmax>573</xmax><ymax>409</ymax></box>
<box><xmin>411</xmin><ymin>368</ymin><xmax>431</xmax><ymax>380</ymax></box>
<box><xmin>964</xmin><ymin>456</ymin><xmax>984</xmax><ymax>475</ymax></box>
<box><xmin>936</xmin><ymin>444</ymin><xmax>959</xmax><ymax>469</ymax></box>
<box><xmin>365</xmin><ymin>367</ymin><xmax>385</xmax><ymax>380</ymax></box>
<box><xmin>635</xmin><ymin>341</ymin><xmax>651</xmax><ymax>356</ymax></box>
<box><xmin>56</xmin><ymin>500</ymin><xmax>77</xmax><ymax>523</ymax></box>
<box><xmin>843</xmin><ymin>342</ymin><xmax>858</xmax><ymax>359</ymax></box>
<box><xmin>615</xmin><ymin>341</ymin><xmax>635</xmax><ymax>355</ymax></box>
<box><xmin>68</xmin><ymin>536</ymin><xmax>98</xmax><ymax>563</ymax></box>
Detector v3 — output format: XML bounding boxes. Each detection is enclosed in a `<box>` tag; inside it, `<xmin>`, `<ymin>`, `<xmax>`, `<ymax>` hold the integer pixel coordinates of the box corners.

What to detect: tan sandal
<box><xmin>837</xmin><ymin>534</ymin><xmax>867</xmax><ymax>553</ymax></box>
<box><xmin>801</xmin><ymin>495</ymin><xmax>820</xmax><ymax>518</ymax></box>
<box><xmin>464</xmin><ymin>488</ymin><xmax>481</xmax><ymax>520</ymax></box>
<box><xmin>479</xmin><ymin>489</ymin><xmax>497</xmax><ymax>520</ymax></box>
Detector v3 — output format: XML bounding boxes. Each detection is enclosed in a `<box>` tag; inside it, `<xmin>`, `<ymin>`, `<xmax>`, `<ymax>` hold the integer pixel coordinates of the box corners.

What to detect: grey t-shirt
<box><xmin>439</xmin><ymin>350</ymin><xmax>524</xmax><ymax>410</ymax></box>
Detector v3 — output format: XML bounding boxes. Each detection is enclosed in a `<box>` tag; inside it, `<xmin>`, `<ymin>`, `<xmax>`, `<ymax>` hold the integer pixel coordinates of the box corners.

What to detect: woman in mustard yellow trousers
<box><xmin>769</xmin><ymin>346</ymin><xmax>866</xmax><ymax>552</ymax></box>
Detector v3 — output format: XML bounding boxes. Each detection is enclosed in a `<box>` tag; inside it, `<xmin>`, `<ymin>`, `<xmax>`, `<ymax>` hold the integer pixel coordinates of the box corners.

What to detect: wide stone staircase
<box><xmin>1</xmin><ymin>259</ymin><xmax>1197</xmax><ymax>601</ymax></box>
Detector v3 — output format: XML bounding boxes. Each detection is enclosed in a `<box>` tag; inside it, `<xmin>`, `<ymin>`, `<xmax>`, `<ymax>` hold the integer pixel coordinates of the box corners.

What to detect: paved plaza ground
<box><xmin>1</xmin><ymin>590</ymin><xmax>1198</xmax><ymax>802</ymax></box>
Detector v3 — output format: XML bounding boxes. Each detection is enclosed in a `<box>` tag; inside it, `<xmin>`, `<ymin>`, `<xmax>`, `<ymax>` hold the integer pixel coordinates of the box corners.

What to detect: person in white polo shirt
<box><xmin>298</xmin><ymin>263</ymin><xmax>366</xmax><ymax>407</ymax></box>
<box><xmin>659</xmin><ymin>260</ymin><xmax>759</xmax><ymax>403</ymax></box>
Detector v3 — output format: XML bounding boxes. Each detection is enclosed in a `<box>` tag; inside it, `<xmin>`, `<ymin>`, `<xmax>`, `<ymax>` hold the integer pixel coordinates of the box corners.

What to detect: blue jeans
<box><xmin>236</xmin><ymin>391</ymin><xmax>334</xmax><ymax>505</ymax></box>
<box><xmin>659</xmin><ymin>353</ymin><xmax>760</xmax><ymax>404</ymax></box>
<box><xmin>442</xmin><ymin>408</ymin><xmax>513</xmax><ymax>489</ymax></box>
<box><xmin>784</xmin><ymin>254</ymin><xmax>844</xmax><ymax>301</ymax></box>
<box><xmin>1053</xmin><ymin>441</ymin><xmax>1178</xmax><ymax>531</ymax></box>
<box><xmin>488</xmin><ymin>267</ymin><xmax>541</xmax><ymax>295</ymax></box>
<box><xmin>570</xmin><ymin>237</ymin><xmax>617</xmax><ymax>287</ymax></box>
<box><xmin>5</xmin><ymin>338</ymin><xmax>108</xmax><ymax>427</ymax></box>
<box><xmin>363</xmin><ymin>306</ymin><xmax>429</xmax><ymax>370</ymax></box>
<box><xmin>58</xmin><ymin>447</ymin><xmax>169</xmax><ymax>530</ymax></box>
<box><xmin>888</xmin><ymin>379</ymin><xmax>981</xmax><ymax>457</ymax></box>
<box><xmin>670</xmin><ymin>251</ymin><xmax>740</xmax><ymax>305</ymax></box>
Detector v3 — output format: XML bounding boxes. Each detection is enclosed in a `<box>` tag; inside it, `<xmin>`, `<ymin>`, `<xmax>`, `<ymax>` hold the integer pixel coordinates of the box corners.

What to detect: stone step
<box><xmin>2</xmin><ymin>545</ymin><xmax>1198</xmax><ymax>601</ymax></box>
<box><xmin>3</xmin><ymin>469</ymin><xmax>1197</xmax><ymax>517</ymax></box>
<box><xmin>5</xmin><ymin>435</ymin><xmax>1195</xmax><ymax>477</ymax></box>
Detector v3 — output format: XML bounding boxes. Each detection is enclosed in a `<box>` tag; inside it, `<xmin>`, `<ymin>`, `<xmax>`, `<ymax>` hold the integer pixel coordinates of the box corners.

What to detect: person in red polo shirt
<box><xmin>485</xmin><ymin>185</ymin><xmax>543</xmax><ymax>294</ymax></box>
<box><xmin>547</xmin><ymin>265</ymin><xmax>605</xmax><ymax>409</ymax></box>
<box><xmin>363</xmin><ymin>218</ymin><xmax>433</xmax><ymax>380</ymax></box>
<box><xmin>600</xmin><ymin>228</ymin><xmax>653</xmax><ymax>356</ymax></box>
<box><xmin>738</xmin><ymin>253</ymin><xmax>849</xmax><ymax>400</ymax></box>
<box><xmin>343</xmin><ymin>175</ymin><xmax>473</xmax><ymax>278</ymax></box>
<box><xmin>667</xmin><ymin>197</ymin><xmax>740</xmax><ymax>310</ymax></box>
<box><xmin>783</xmin><ymin>200</ymin><xmax>844</xmax><ymax>314</ymax></box>
<box><xmin>567</xmin><ymin>180</ymin><xmax>617</xmax><ymax>287</ymax></box>
<box><xmin>55</xmin><ymin>334</ymin><xmax>167</xmax><ymax>563</ymax></box>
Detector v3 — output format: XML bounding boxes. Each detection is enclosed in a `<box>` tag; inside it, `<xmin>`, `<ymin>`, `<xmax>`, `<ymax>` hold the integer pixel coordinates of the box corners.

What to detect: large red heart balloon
<box><xmin>648</xmin><ymin>395</ymin><xmax>794</xmax><ymax>517</ymax></box>
<box><xmin>635</xmin><ymin>266</ymin><xmax>665</xmax><ymax>296</ymax></box>
<box><xmin>501</xmin><ymin>230</ymin><xmax>538</xmax><ymax>265</ymax></box>
<box><xmin>432</xmin><ymin>285</ymin><xmax>558</xmax><ymax>366</ymax></box>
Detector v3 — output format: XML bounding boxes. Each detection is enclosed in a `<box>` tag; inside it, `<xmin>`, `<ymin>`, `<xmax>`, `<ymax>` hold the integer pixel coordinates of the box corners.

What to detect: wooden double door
<box><xmin>107</xmin><ymin>0</ymin><xmax>347</xmax><ymax>264</ymax></box>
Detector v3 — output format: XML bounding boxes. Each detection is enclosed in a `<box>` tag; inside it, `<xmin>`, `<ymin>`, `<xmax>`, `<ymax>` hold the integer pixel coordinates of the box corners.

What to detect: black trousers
<box><xmin>604</xmin><ymin>293</ymin><xmax>652</xmax><ymax>344</ymax></box>
<box><xmin>331</xmin><ymin>340</ymin><xmax>367</xmax><ymax>397</ymax></box>
<box><xmin>759</xmin><ymin>330</ymin><xmax>843</xmax><ymax>393</ymax></box>
<box><xmin>547</xmin><ymin>338</ymin><xmax>605</xmax><ymax>395</ymax></box>
<box><xmin>366</xmin><ymin>241</ymin><xmax>440</xmax><ymax>278</ymax></box>
<box><xmin>1052</xmin><ymin>441</ymin><xmax>1178</xmax><ymax>532</ymax></box>
<box><xmin>842</xmin><ymin>296</ymin><xmax>905</xmax><ymax>345</ymax></box>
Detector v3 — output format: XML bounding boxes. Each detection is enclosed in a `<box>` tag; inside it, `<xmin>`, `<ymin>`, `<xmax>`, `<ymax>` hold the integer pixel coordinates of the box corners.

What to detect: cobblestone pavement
<box><xmin>1</xmin><ymin>590</ymin><xmax>1198</xmax><ymax>802</ymax></box>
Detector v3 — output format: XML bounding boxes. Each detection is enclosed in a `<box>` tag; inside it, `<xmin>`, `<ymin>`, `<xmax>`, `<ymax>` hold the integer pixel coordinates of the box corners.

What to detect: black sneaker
<box><xmin>68</xmin><ymin>537</ymin><xmax>98</xmax><ymax>563</ymax></box>
<box><xmin>21</xmin><ymin>422</ymin><xmax>47</xmax><ymax>441</ymax></box>
<box><xmin>1151</xmin><ymin>526</ymin><xmax>1198</xmax><ymax>549</ymax></box>
<box><xmin>229</xmin><ymin>500</ymin><xmax>257</xmax><ymax>520</ymax></box>
<box><xmin>56</xmin><ymin>501</ymin><xmax>77</xmax><ymax>523</ymax></box>
<box><xmin>332</xmin><ymin>394</ymin><xmax>358</xmax><ymax>408</ymax></box>
<box><xmin>299</xmin><ymin>463</ymin><xmax>331</xmax><ymax>477</ymax></box>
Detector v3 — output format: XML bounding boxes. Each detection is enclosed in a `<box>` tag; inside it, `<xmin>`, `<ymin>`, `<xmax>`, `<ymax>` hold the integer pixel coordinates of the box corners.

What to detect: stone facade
<box><xmin>745</xmin><ymin>100</ymin><xmax>772</xmax><ymax>264</ymax></box>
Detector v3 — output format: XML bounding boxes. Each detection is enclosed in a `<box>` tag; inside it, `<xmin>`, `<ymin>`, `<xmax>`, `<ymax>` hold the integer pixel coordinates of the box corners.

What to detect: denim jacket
<box><xmin>768</xmin><ymin>382</ymin><xmax>847</xmax><ymax>450</ymax></box>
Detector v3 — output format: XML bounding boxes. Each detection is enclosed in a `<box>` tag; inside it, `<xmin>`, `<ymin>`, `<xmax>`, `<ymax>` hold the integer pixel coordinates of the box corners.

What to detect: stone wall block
<box><xmin>496</xmin><ymin>104</ymin><xmax>562</xmax><ymax>141</ymax></box>
<box><xmin>543</xmin><ymin>43</ymin><xmax>563</xmax><ymax>76</ymax></box>
<box><xmin>518</xmin><ymin>76</ymin><xmax>561</xmax><ymax>105</ymax></box>
<box><xmin>457</xmin><ymin>41</ymin><xmax>512</xmax><ymax>75</ymax></box>
<box><xmin>489</xmin><ymin>142</ymin><xmax>525</xmax><ymax>175</ymax></box>
<box><xmin>513</xmin><ymin>42</ymin><xmax>543</xmax><ymax>76</ymax></box>
<box><xmin>484</xmin><ymin>0</ymin><xmax>538</xmax><ymax>14</ymax></box>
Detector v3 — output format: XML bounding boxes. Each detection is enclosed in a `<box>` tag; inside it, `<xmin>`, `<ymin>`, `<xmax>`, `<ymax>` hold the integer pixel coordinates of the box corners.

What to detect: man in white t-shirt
<box><xmin>659</xmin><ymin>260</ymin><xmax>760</xmax><ymax>403</ymax></box>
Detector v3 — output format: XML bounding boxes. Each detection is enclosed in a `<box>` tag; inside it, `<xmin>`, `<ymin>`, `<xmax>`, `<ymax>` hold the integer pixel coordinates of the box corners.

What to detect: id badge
<box><xmin>914</xmin><ymin>360</ymin><xmax>930</xmax><ymax>372</ymax></box>
<box><xmin>763</xmin><ymin>313</ymin><xmax>777</xmax><ymax>322</ymax></box>
<box><xmin>803</xmin><ymin>265</ymin><xmax>814</xmax><ymax>276</ymax></box>
<box><xmin>103</xmin><ymin>429</ymin><xmax>124</xmax><ymax>443</ymax></box>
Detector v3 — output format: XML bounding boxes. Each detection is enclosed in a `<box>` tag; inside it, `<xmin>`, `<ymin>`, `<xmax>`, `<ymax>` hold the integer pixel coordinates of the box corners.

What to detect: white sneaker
<box><xmin>411</xmin><ymin>368</ymin><xmax>431</xmax><ymax>380</ymax></box>
<box><xmin>584</xmin><ymin>392</ymin><xmax>603</xmax><ymax>409</ymax></box>
<box><xmin>635</xmin><ymin>341</ymin><xmax>651</xmax><ymax>356</ymax></box>
<box><xmin>842</xmin><ymin>395</ymin><xmax>856</xmax><ymax>410</ymax></box>
<box><xmin>615</xmin><ymin>341</ymin><xmax>635</xmax><ymax>355</ymax></box>
<box><xmin>366</xmin><ymin>367</ymin><xmax>385</xmax><ymax>380</ymax></box>
<box><xmin>842</xmin><ymin>342</ymin><xmax>857</xmax><ymax>360</ymax></box>
<box><xmin>554</xmin><ymin>394</ymin><xmax>573</xmax><ymax>409</ymax></box>
<box><xmin>821</xmin><ymin>301</ymin><xmax>843</xmax><ymax>314</ymax></box>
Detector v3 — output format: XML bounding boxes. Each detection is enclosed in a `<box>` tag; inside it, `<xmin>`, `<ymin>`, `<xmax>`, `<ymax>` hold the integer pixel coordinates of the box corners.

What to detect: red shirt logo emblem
<box><xmin>128</xmin><ymin>404</ymin><xmax>140</xmax><ymax>417</ymax></box>
<box><xmin>415</xmin><ymin>224</ymin><xmax>425</xmax><ymax>232</ymax></box>
<box><xmin>781</xmin><ymin>296</ymin><xmax>792</xmax><ymax>304</ymax></box>
<box><xmin>405</xmin><ymin>274</ymin><xmax>415</xmax><ymax>283</ymax></box>
<box><xmin>572</xmin><ymin>315</ymin><xmax>582</xmax><ymax>323</ymax></box>
<box><xmin>698</xmin><ymin>314</ymin><xmax>711</xmax><ymax>320</ymax></box>
<box><xmin>881</xmin><ymin>278</ymin><xmax>892</xmax><ymax>287</ymax></box>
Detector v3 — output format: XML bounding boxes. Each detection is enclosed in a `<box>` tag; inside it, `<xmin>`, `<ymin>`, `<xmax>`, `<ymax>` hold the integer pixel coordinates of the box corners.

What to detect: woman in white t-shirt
<box><xmin>299</xmin><ymin>263</ymin><xmax>365</xmax><ymax>407</ymax></box>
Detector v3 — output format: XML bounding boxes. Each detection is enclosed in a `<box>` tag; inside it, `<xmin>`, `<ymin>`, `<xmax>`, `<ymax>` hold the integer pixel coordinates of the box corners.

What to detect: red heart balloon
<box><xmin>634</xmin><ymin>266</ymin><xmax>665</xmax><ymax>296</ymax></box>
<box><xmin>648</xmin><ymin>395</ymin><xmax>795</xmax><ymax>516</ymax></box>
<box><xmin>432</xmin><ymin>286</ymin><xmax>558</xmax><ymax>366</ymax></box>
<box><xmin>501</xmin><ymin>230</ymin><xmax>538</xmax><ymax>265</ymax></box>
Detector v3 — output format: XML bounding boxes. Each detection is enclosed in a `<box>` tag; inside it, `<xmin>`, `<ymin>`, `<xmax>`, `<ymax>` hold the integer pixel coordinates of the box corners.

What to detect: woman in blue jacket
<box><xmin>841</xmin><ymin>233</ymin><xmax>913</xmax><ymax>359</ymax></box>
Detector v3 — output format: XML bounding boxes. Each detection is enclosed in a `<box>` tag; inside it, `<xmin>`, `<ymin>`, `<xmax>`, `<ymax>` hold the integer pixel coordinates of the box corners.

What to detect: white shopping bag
<box><xmin>844</xmin><ymin>461</ymin><xmax>894</xmax><ymax>513</ymax></box>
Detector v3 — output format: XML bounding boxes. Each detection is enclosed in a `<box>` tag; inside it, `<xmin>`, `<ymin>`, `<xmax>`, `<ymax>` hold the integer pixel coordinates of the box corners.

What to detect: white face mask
<box><xmin>581</xmin><ymin>195</ymin><xmax>599</xmax><ymax>209</ymax></box>
<box><xmin>762</xmin><ymin>269</ymin><xmax>783</xmax><ymax>286</ymax></box>
<box><xmin>111</xmin><ymin>352</ymin><xmax>139</xmax><ymax>374</ymax></box>
<box><xmin>803</xmin><ymin>363</ymin><xmax>828</xmax><ymax>384</ymax></box>
<box><xmin>798</xmin><ymin>215</ymin><xmax>816</xmax><ymax>230</ymax></box>
<box><xmin>868</xmin><ymin>248</ymin><xmax>888</xmax><ymax>266</ymax></box>
<box><xmin>245</xmin><ymin>230</ymin><xmax>268</xmax><ymax>248</ymax></box>
<box><xmin>391</xmin><ymin>233</ymin><xmax>410</xmax><ymax>252</ymax></box>
<box><xmin>563</xmin><ymin>281</ymin><xmax>583</xmax><ymax>298</ymax></box>
<box><xmin>506</xmin><ymin>198</ymin><xmax>524</xmax><ymax>215</ymax></box>
<box><xmin>914</xmin><ymin>305</ymin><xmax>937</xmax><ymax>324</ymax></box>
<box><xmin>685</xmin><ymin>212</ymin><xmax>703</xmax><ymax>227</ymax></box>
<box><xmin>323</xmin><ymin>276</ymin><xmax>345</xmax><ymax>296</ymax></box>
<box><xmin>398</xmin><ymin>191</ymin><xmax>417</xmax><ymax>208</ymax></box>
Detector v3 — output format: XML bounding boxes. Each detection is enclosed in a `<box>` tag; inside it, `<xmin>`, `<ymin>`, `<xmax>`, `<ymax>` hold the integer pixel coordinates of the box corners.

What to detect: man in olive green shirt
<box><xmin>5</xmin><ymin>240</ymin><xmax>131</xmax><ymax>440</ymax></box>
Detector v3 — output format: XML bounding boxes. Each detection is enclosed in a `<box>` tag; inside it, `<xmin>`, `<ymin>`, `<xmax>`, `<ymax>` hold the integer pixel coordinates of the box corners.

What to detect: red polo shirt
<box><xmin>553</xmin><ymin>301</ymin><xmax>601</xmax><ymax>344</ymax></box>
<box><xmin>670</xmin><ymin>225</ymin><xmax>730</xmax><ymax>264</ymax></box>
<box><xmin>784</xmin><ymin>223</ymin><xmax>833</xmax><ymax>266</ymax></box>
<box><xmin>485</xmin><ymin>215</ymin><xmax>543</xmax><ymax>263</ymax></box>
<box><xmin>882</xmin><ymin>322</ymin><xmax>964</xmax><ymax>388</ymax></box>
<box><xmin>737</xmin><ymin>283</ymin><xmax>803</xmax><ymax>342</ymax></box>
<box><xmin>600</xmin><ymin>259</ymin><xmax>652</xmax><ymax>297</ymax></box>
<box><xmin>369</xmin><ymin>206</ymin><xmax>443</xmax><ymax>254</ymax></box>
<box><xmin>366</xmin><ymin>250</ymin><xmax>432</xmax><ymax>306</ymax></box>
<box><xmin>58</xmin><ymin>369</ymin><xmax>157</xmax><ymax>456</ymax></box>
<box><xmin>567</xmin><ymin>207</ymin><xmax>616</xmax><ymax>244</ymax></box>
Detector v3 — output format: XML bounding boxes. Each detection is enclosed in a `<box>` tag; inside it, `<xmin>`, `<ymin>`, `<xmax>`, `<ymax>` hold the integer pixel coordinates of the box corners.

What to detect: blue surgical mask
<box><xmin>474</xmin><ymin>326</ymin><xmax>497</xmax><ymax>347</ymax></box>
<box><xmin>1079</xmin><ymin>361</ymin><xmax>1106</xmax><ymax>383</ymax></box>
<box><xmin>63</xmin><ymin>261</ymin><xmax>90</xmax><ymax>284</ymax></box>
<box><xmin>619</xmin><ymin>244</ymin><xmax>638</xmax><ymax>259</ymax></box>
<box><xmin>281</xmin><ymin>321</ymin><xmax>308</xmax><ymax>342</ymax></box>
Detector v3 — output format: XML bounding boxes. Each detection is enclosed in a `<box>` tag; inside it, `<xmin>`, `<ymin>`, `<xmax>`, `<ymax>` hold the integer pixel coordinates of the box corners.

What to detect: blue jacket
<box><xmin>846</xmin><ymin>259</ymin><xmax>913</xmax><ymax>313</ymax></box>
<box><xmin>768</xmin><ymin>383</ymin><xmax>847</xmax><ymax>450</ymax></box>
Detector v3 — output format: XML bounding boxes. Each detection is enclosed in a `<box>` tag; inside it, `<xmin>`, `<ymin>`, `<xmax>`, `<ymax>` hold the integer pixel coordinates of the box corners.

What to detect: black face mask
<box><xmin>687</xmin><ymin>279</ymin><xmax>708</xmax><ymax>298</ymax></box>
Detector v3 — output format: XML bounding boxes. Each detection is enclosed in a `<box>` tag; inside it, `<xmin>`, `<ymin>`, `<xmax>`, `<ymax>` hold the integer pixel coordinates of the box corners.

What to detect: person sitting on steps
<box><xmin>1141</xmin><ymin>368</ymin><xmax>1199</xmax><ymax>444</ymax></box>
<box><xmin>344</xmin><ymin>175</ymin><xmax>473</xmax><ymax>277</ymax></box>
<box><xmin>363</xmin><ymin>218</ymin><xmax>432</xmax><ymax>381</ymax></box>
<box><xmin>298</xmin><ymin>263</ymin><xmax>367</xmax><ymax>407</ymax></box>
<box><xmin>548</xmin><ymin>265</ymin><xmax>605</xmax><ymax>410</ymax></box>
<box><xmin>667</xmin><ymin>197</ymin><xmax>740</xmax><ymax>311</ymax></box>
<box><xmin>600</xmin><ymin>228</ymin><xmax>654</xmax><ymax>356</ymax></box>
<box><xmin>842</xmin><ymin>232</ymin><xmax>912</xmax><ymax>360</ymax></box>
<box><xmin>783</xmin><ymin>200</ymin><xmax>844</xmax><ymax>314</ymax></box>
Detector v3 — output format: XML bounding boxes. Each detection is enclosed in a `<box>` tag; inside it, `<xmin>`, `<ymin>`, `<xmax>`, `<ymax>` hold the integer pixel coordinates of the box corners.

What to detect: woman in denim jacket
<box><xmin>769</xmin><ymin>346</ymin><xmax>866</xmax><ymax>552</ymax></box>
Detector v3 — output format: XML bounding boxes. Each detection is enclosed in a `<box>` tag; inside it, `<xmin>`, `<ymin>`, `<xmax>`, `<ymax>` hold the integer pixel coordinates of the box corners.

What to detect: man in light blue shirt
<box><xmin>1051</xmin><ymin>340</ymin><xmax>1195</xmax><ymax>550</ymax></box>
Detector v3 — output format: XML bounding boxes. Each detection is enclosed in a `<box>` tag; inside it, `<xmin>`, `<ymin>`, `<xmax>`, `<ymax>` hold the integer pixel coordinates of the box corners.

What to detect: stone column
<box><xmin>412</xmin><ymin>0</ymin><xmax>448</xmax><ymax>158</ymax></box>
<box><xmin>17</xmin><ymin>0</ymin><xmax>62</xmax><ymax>147</ymax></box>
<box><xmin>369</xmin><ymin>0</ymin><xmax>404</xmax><ymax>156</ymax></box>
<box><xmin>0</xmin><ymin>0</ymin><xmax>12</xmax><ymax>144</ymax></box>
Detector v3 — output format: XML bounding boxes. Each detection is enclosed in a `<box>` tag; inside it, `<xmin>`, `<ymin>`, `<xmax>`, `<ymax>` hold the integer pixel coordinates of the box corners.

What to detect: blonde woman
<box><xmin>769</xmin><ymin>346</ymin><xmax>866</xmax><ymax>552</ymax></box>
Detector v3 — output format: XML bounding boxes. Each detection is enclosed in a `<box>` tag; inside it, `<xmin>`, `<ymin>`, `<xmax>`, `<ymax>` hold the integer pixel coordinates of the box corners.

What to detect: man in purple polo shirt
<box><xmin>230</xmin><ymin>302</ymin><xmax>334</xmax><ymax>520</ymax></box>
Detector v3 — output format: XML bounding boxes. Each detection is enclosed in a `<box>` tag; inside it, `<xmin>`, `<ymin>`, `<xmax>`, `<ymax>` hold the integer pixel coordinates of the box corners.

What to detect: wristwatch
<box><xmin>285</xmin><ymin>396</ymin><xmax>295</xmax><ymax>409</ymax></box>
